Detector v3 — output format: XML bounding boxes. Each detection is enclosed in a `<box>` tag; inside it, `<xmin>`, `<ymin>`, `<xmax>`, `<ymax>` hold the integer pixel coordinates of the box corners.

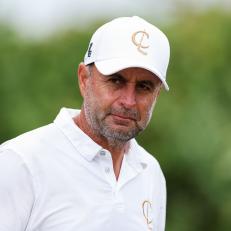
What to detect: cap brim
<box><xmin>94</xmin><ymin>58</ymin><xmax>169</xmax><ymax>91</ymax></box>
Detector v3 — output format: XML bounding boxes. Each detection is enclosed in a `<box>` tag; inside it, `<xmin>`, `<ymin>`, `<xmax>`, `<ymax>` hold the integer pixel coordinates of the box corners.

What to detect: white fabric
<box><xmin>0</xmin><ymin>107</ymin><xmax>166</xmax><ymax>231</ymax></box>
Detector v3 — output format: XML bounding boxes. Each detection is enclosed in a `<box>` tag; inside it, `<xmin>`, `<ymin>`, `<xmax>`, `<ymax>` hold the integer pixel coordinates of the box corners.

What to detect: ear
<box><xmin>78</xmin><ymin>62</ymin><xmax>90</xmax><ymax>98</ymax></box>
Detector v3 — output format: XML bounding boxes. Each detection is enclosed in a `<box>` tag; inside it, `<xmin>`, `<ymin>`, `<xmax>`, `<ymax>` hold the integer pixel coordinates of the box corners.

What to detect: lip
<box><xmin>111</xmin><ymin>114</ymin><xmax>135</xmax><ymax>121</ymax></box>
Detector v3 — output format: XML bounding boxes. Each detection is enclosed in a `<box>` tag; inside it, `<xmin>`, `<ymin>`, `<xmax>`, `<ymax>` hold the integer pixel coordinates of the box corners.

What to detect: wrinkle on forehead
<box><xmin>93</xmin><ymin>65</ymin><xmax>162</xmax><ymax>85</ymax></box>
<box><xmin>117</xmin><ymin>69</ymin><xmax>162</xmax><ymax>90</ymax></box>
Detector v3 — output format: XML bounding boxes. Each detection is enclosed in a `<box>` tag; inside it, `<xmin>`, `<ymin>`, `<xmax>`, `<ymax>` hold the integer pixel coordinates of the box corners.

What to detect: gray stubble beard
<box><xmin>83</xmin><ymin>82</ymin><xmax>155</xmax><ymax>148</ymax></box>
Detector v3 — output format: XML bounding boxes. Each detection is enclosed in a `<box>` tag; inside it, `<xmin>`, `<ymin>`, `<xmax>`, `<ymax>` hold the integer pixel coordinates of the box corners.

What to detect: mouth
<box><xmin>110</xmin><ymin>113</ymin><xmax>136</xmax><ymax>124</ymax></box>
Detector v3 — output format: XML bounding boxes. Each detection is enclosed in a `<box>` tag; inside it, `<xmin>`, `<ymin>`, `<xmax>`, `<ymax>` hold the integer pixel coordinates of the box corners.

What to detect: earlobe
<box><xmin>78</xmin><ymin>63</ymin><xmax>89</xmax><ymax>97</ymax></box>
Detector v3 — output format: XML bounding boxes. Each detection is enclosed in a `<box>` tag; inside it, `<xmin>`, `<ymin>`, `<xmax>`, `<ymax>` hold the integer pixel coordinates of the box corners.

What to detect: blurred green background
<box><xmin>0</xmin><ymin>8</ymin><xmax>231</xmax><ymax>231</ymax></box>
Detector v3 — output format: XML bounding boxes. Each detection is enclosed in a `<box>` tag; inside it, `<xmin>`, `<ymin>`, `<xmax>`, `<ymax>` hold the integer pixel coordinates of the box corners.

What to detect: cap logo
<box><xmin>132</xmin><ymin>30</ymin><xmax>150</xmax><ymax>55</ymax></box>
<box><xmin>87</xmin><ymin>42</ymin><xmax>93</xmax><ymax>58</ymax></box>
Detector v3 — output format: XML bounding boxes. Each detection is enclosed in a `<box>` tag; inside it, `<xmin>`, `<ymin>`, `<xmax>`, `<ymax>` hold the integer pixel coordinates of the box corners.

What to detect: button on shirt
<box><xmin>0</xmin><ymin>108</ymin><xmax>166</xmax><ymax>231</ymax></box>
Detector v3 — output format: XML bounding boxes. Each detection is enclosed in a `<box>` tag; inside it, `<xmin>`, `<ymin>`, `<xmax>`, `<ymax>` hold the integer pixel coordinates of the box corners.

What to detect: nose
<box><xmin>118</xmin><ymin>84</ymin><xmax>136</xmax><ymax>108</ymax></box>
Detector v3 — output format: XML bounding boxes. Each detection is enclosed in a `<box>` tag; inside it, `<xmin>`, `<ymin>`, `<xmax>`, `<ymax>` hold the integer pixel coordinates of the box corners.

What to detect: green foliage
<box><xmin>0</xmin><ymin>10</ymin><xmax>230</xmax><ymax>231</ymax></box>
<box><xmin>138</xmin><ymin>10</ymin><xmax>231</xmax><ymax>231</ymax></box>
<box><xmin>0</xmin><ymin>27</ymin><xmax>91</xmax><ymax>139</ymax></box>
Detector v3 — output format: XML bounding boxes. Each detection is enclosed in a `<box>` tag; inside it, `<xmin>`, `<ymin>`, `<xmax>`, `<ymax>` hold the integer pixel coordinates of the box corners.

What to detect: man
<box><xmin>0</xmin><ymin>16</ymin><xmax>170</xmax><ymax>231</ymax></box>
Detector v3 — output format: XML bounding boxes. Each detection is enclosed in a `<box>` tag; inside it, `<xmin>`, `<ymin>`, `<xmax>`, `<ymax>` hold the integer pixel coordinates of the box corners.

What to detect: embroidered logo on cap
<box><xmin>132</xmin><ymin>31</ymin><xmax>150</xmax><ymax>55</ymax></box>
<box><xmin>142</xmin><ymin>200</ymin><xmax>153</xmax><ymax>230</ymax></box>
<box><xmin>87</xmin><ymin>42</ymin><xmax>93</xmax><ymax>57</ymax></box>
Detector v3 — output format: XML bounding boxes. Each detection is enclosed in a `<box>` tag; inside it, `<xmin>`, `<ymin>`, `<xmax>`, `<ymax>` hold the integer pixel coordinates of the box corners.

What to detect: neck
<box><xmin>73</xmin><ymin>109</ymin><xmax>130</xmax><ymax>180</ymax></box>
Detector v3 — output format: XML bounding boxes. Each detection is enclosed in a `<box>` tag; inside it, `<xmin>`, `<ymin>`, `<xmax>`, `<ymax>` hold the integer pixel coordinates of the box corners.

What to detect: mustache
<box><xmin>108</xmin><ymin>107</ymin><xmax>140</xmax><ymax>121</ymax></box>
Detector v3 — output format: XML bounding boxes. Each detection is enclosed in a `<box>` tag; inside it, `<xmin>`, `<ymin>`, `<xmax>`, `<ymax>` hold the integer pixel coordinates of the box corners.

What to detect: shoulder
<box><xmin>0</xmin><ymin>123</ymin><xmax>63</xmax><ymax>191</ymax></box>
<box><xmin>2</xmin><ymin>123</ymin><xmax>55</xmax><ymax>145</ymax></box>
<box><xmin>1</xmin><ymin>123</ymin><xmax>60</xmax><ymax>156</ymax></box>
<box><xmin>0</xmin><ymin>123</ymin><xmax>63</xmax><ymax>177</ymax></box>
<box><xmin>0</xmin><ymin>148</ymin><xmax>34</xmax><ymax>187</ymax></box>
<box><xmin>0</xmin><ymin>148</ymin><xmax>36</xmax><ymax>230</ymax></box>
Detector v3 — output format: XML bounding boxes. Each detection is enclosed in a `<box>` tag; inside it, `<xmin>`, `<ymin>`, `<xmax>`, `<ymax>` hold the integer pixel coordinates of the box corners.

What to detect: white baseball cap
<box><xmin>84</xmin><ymin>16</ymin><xmax>170</xmax><ymax>90</ymax></box>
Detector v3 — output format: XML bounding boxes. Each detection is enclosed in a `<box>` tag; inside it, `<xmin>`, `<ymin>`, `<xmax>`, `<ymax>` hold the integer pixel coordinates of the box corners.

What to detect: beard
<box><xmin>83</xmin><ymin>87</ymin><xmax>154</xmax><ymax>146</ymax></box>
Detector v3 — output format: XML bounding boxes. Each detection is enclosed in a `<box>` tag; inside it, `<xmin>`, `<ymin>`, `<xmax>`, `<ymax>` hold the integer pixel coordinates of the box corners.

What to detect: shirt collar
<box><xmin>126</xmin><ymin>139</ymin><xmax>149</xmax><ymax>172</ymax></box>
<box><xmin>53</xmin><ymin>107</ymin><xmax>149</xmax><ymax>170</ymax></box>
<box><xmin>53</xmin><ymin>107</ymin><xmax>102</xmax><ymax>161</ymax></box>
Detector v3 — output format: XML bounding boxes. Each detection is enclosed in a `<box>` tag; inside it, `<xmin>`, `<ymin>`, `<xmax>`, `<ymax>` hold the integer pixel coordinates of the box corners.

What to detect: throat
<box><xmin>73</xmin><ymin>109</ymin><xmax>130</xmax><ymax>180</ymax></box>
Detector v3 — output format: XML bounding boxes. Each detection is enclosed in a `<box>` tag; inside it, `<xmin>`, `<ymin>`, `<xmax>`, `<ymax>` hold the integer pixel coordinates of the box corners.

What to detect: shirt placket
<box><xmin>97</xmin><ymin>149</ymin><xmax>144</xmax><ymax>211</ymax></box>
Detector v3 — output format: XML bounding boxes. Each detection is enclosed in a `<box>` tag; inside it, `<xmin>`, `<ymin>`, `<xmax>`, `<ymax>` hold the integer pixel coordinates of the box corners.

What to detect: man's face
<box><xmin>82</xmin><ymin>64</ymin><xmax>162</xmax><ymax>143</ymax></box>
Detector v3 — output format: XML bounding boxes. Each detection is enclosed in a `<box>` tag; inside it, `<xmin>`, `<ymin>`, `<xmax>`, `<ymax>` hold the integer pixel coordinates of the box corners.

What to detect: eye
<box><xmin>136</xmin><ymin>81</ymin><xmax>154</xmax><ymax>92</ymax></box>
<box><xmin>108</xmin><ymin>74</ymin><xmax>126</xmax><ymax>86</ymax></box>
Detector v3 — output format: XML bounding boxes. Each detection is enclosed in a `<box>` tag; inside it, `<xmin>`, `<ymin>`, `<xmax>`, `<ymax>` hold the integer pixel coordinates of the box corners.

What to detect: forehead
<box><xmin>118</xmin><ymin>67</ymin><xmax>161</xmax><ymax>83</ymax></box>
<box><xmin>93</xmin><ymin>65</ymin><xmax>162</xmax><ymax>84</ymax></box>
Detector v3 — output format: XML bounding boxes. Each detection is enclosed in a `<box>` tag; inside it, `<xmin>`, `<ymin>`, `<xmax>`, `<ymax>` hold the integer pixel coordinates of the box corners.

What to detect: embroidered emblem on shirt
<box><xmin>132</xmin><ymin>30</ymin><xmax>150</xmax><ymax>55</ymax></box>
<box><xmin>142</xmin><ymin>200</ymin><xmax>153</xmax><ymax>230</ymax></box>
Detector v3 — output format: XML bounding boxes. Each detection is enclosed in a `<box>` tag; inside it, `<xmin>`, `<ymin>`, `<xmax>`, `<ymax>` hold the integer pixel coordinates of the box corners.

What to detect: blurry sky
<box><xmin>0</xmin><ymin>0</ymin><xmax>230</xmax><ymax>38</ymax></box>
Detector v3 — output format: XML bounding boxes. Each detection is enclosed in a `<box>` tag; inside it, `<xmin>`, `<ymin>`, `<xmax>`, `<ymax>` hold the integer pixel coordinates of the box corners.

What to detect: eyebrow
<box><xmin>108</xmin><ymin>73</ymin><xmax>125</xmax><ymax>79</ymax></box>
<box><xmin>108</xmin><ymin>72</ymin><xmax>159</xmax><ymax>87</ymax></box>
<box><xmin>139</xmin><ymin>80</ymin><xmax>155</xmax><ymax>87</ymax></box>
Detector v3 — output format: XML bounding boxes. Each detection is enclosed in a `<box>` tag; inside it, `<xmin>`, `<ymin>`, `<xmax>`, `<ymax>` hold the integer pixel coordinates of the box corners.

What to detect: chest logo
<box><xmin>132</xmin><ymin>30</ymin><xmax>150</xmax><ymax>55</ymax></box>
<box><xmin>142</xmin><ymin>200</ymin><xmax>153</xmax><ymax>230</ymax></box>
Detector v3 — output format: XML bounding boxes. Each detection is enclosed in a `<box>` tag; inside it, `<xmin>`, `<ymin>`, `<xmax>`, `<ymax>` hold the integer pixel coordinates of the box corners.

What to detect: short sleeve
<box><xmin>0</xmin><ymin>149</ymin><xmax>35</xmax><ymax>231</ymax></box>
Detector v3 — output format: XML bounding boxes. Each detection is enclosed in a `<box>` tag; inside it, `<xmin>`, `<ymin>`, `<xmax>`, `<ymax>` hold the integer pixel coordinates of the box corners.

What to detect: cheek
<box><xmin>139</xmin><ymin>95</ymin><xmax>155</xmax><ymax>111</ymax></box>
<box><xmin>97</xmin><ymin>86</ymin><xmax>121</xmax><ymax>107</ymax></box>
<box><xmin>138</xmin><ymin>96</ymin><xmax>157</xmax><ymax>120</ymax></box>
<box><xmin>86</xmin><ymin>83</ymin><xmax>115</xmax><ymax>111</ymax></box>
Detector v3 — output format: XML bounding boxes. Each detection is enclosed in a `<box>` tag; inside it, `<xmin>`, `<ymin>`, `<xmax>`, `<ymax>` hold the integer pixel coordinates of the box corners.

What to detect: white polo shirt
<box><xmin>0</xmin><ymin>108</ymin><xmax>166</xmax><ymax>231</ymax></box>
